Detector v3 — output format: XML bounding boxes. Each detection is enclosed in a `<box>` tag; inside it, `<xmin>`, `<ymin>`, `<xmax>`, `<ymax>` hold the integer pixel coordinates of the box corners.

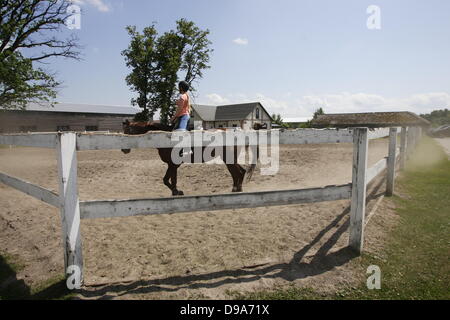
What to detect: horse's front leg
<box><xmin>163</xmin><ymin>164</ymin><xmax>173</xmax><ymax>192</ymax></box>
<box><xmin>168</xmin><ymin>163</ymin><xmax>184</xmax><ymax>196</ymax></box>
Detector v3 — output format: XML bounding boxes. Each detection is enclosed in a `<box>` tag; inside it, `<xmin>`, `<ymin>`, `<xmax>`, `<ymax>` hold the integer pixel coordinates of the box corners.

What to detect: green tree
<box><xmin>301</xmin><ymin>107</ymin><xmax>325</xmax><ymax>128</ymax></box>
<box><xmin>271</xmin><ymin>113</ymin><xmax>289</xmax><ymax>128</ymax></box>
<box><xmin>121</xmin><ymin>25</ymin><xmax>158</xmax><ymax>121</ymax></box>
<box><xmin>0</xmin><ymin>0</ymin><xmax>81</xmax><ymax>110</ymax></box>
<box><xmin>122</xmin><ymin>19</ymin><xmax>212</xmax><ymax>123</ymax></box>
<box><xmin>312</xmin><ymin>107</ymin><xmax>325</xmax><ymax>119</ymax></box>
<box><xmin>420</xmin><ymin>108</ymin><xmax>450</xmax><ymax>126</ymax></box>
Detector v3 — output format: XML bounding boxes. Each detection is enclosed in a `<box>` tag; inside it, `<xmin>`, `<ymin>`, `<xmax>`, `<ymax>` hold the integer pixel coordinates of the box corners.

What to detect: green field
<box><xmin>236</xmin><ymin>137</ymin><xmax>450</xmax><ymax>300</ymax></box>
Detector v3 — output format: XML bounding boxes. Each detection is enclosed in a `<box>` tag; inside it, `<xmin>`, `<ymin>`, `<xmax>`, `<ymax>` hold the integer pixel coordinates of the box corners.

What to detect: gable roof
<box><xmin>215</xmin><ymin>102</ymin><xmax>273</xmax><ymax>121</ymax></box>
<box><xmin>215</xmin><ymin>103</ymin><xmax>256</xmax><ymax>121</ymax></box>
<box><xmin>192</xmin><ymin>102</ymin><xmax>274</xmax><ymax>122</ymax></box>
<box><xmin>191</xmin><ymin>104</ymin><xmax>217</xmax><ymax>121</ymax></box>
<box><xmin>23</xmin><ymin>102</ymin><xmax>140</xmax><ymax>115</ymax></box>
<box><xmin>311</xmin><ymin>111</ymin><xmax>431</xmax><ymax>128</ymax></box>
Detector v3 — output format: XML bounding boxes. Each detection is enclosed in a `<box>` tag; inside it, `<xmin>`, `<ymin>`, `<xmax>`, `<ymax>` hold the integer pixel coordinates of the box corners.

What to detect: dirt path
<box><xmin>435</xmin><ymin>138</ymin><xmax>450</xmax><ymax>158</ymax></box>
<box><xmin>0</xmin><ymin>139</ymin><xmax>398</xmax><ymax>299</ymax></box>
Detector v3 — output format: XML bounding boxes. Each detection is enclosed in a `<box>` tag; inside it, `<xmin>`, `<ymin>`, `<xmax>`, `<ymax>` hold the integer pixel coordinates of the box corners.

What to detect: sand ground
<box><xmin>0</xmin><ymin>139</ymin><xmax>399</xmax><ymax>299</ymax></box>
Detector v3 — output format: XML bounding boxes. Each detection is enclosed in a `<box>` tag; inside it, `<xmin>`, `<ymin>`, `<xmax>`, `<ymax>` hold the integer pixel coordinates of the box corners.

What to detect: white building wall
<box><xmin>204</xmin><ymin>121</ymin><xmax>215</xmax><ymax>129</ymax></box>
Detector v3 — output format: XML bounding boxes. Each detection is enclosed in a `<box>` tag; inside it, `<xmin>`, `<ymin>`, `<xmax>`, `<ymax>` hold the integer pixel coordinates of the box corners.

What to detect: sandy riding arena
<box><xmin>0</xmin><ymin>139</ymin><xmax>399</xmax><ymax>299</ymax></box>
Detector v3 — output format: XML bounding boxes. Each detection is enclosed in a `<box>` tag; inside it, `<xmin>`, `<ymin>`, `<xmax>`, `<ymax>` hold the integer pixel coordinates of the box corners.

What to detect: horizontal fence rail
<box><xmin>0</xmin><ymin>171</ymin><xmax>59</xmax><ymax>207</ymax></box>
<box><xmin>366</xmin><ymin>158</ymin><xmax>388</xmax><ymax>184</ymax></box>
<box><xmin>367</xmin><ymin>128</ymin><xmax>391</xmax><ymax>140</ymax></box>
<box><xmin>0</xmin><ymin>128</ymin><xmax>391</xmax><ymax>150</ymax></box>
<box><xmin>80</xmin><ymin>183</ymin><xmax>352</xmax><ymax>219</ymax></box>
<box><xmin>366</xmin><ymin>148</ymin><xmax>401</xmax><ymax>185</ymax></box>
<box><xmin>0</xmin><ymin>133</ymin><xmax>57</xmax><ymax>148</ymax></box>
<box><xmin>75</xmin><ymin>129</ymin><xmax>356</xmax><ymax>150</ymax></box>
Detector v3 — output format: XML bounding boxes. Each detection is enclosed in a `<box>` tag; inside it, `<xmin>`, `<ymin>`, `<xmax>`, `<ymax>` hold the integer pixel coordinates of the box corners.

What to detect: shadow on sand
<box><xmin>1</xmin><ymin>178</ymin><xmax>385</xmax><ymax>300</ymax></box>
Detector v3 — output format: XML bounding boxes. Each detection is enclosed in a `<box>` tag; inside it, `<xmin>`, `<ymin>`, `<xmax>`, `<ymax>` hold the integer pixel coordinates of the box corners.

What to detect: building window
<box><xmin>256</xmin><ymin>108</ymin><xmax>260</xmax><ymax>119</ymax></box>
<box><xmin>85</xmin><ymin>125</ymin><xmax>98</xmax><ymax>131</ymax></box>
<box><xmin>19</xmin><ymin>126</ymin><xmax>37</xmax><ymax>132</ymax></box>
<box><xmin>232</xmin><ymin>124</ymin><xmax>237</xmax><ymax>127</ymax></box>
<box><xmin>57</xmin><ymin>125</ymin><xmax>70</xmax><ymax>132</ymax></box>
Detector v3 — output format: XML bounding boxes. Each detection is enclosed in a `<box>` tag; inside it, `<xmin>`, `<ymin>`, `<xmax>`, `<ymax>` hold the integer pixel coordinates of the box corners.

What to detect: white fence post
<box><xmin>386</xmin><ymin>127</ymin><xmax>398</xmax><ymax>196</ymax></box>
<box><xmin>349</xmin><ymin>127</ymin><xmax>368</xmax><ymax>254</ymax></box>
<box><xmin>413</xmin><ymin>127</ymin><xmax>419</xmax><ymax>148</ymax></box>
<box><xmin>406</xmin><ymin>126</ymin><xmax>414</xmax><ymax>159</ymax></box>
<box><xmin>415</xmin><ymin>127</ymin><xmax>422</xmax><ymax>147</ymax></box>
<box><xmin>400</xmin><ymin>127</ymin><xmax>407</xmax><ymax>170</ymax></box>
<box><xmin>56</xmin><ymin>132</ymin><xmax>83</xmax><ymax>287</ymax></box>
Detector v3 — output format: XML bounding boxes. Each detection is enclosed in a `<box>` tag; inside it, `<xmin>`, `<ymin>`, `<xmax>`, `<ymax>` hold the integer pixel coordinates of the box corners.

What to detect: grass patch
<box><xmin>348</xmin><ymin>137</ymin><xmax>450</xmax><ymax>299</ymax></box>
<box><xmin>232</xmin><ymin>137</ymin><xmax>450</xmax><ymax>300</ymax></box>
<box><xmin>0</xmin><ymin>252</ymin><xmax>75</xmax><ymax>300</ymax></box>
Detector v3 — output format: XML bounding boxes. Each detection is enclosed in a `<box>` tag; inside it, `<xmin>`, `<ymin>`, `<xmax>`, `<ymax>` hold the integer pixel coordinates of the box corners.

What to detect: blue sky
<box><xmin>48</xmin><ymin>0</ymin><xmax>450</xmax><ymax>117</ymax></box>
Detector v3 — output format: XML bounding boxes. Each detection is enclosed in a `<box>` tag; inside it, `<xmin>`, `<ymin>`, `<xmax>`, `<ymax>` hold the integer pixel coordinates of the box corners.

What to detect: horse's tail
<box><xmin>245</xmin><ymin>145</ymin><xmax>259</xmax><ymax>183</ymax></box>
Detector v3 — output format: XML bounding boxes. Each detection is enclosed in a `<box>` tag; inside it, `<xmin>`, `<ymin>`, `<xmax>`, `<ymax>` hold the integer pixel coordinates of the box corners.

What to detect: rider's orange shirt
<box><xmin>175</xmin><ymin>93</ymin><xmax>190</xmax><ymax>117</ymax></box>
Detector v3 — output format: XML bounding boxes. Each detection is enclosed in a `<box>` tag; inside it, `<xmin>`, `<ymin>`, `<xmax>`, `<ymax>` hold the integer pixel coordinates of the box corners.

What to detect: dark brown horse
<box><xmin>121</xmin><ymin>120</ymin><xmax>256</xmax><ymax>196</ymax></box>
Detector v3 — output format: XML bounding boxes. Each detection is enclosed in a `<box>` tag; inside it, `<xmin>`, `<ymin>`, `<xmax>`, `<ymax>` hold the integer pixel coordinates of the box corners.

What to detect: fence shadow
<box><xmin>0</xmin><ymin>255</ymin><xmax>72</xmax><ymax>300</ymax></box>
<box><xmin>0</xmin><ymin>255</ymin><xmax>31</xmax><ymax>299</ymax></box>
<box><xmin>0</xmin><ymin>174</ymin><xmax>387</xmax><ymax>300</ymax></box>
<box><xmin>78</xmin><ymin>173</ymin><xmax>388</xmax><ymax>299</ymax></box>
<box><xmin>77</xmin><ymin>205</ymin><xmax>358</xmax><ymax>299</ymax></box>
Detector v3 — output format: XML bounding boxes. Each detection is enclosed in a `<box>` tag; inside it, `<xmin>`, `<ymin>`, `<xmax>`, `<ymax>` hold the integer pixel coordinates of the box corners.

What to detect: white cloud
<box><xmin>200</xmin><ymin>92</ymin><xmax>450</xmax><ymax>117</ymax></box>
<box><xmin>70</xmin><ymin>0</ymin><xmax>110</xmax><ymax>12</ymax></box>
<box><xmin>232</xmin><ymin>38</ymin><xmax>248</xmax><ymax>45</ymax></box>
<box><xmin>294</xmin><ymin>92</ymin><xmax>450</xmax><ymax>115</ymax></box>
<box><xmin>89</xmin><ymin>0</ymin><xmax>109</xmax><ymax>12</ymax></box>
<box><xmin>205</xmin><ymin>93</ymin><xmax>230</xmax><ymax>105</ymax></box>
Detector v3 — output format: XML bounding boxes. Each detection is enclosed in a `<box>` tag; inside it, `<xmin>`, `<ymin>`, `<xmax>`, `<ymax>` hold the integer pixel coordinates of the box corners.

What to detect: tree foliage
<box><xmin>0</xmin><ymin>0</ymin><xmax>81</xmax><ymax>110</ymax></box>
<box><xmin>271</xmin><ymin>113</ymin><xmax>289</xmax><ymax>128</ymax></box>
<box><xmin>122</xmin><ymin>19</ymin><xmax>212</xmax><ymax>123</ymax></box>
<box><xmin>300</xmin><ymin>107</ymin><xmax>325</xmax><ymax>128</ymax></box>
<box><xmin>312</xmin><ymin>107</ymin><xmax>324</xmax><ymax>119</ymax></box>
<box><xmin>420</xmin><ymin>109</ymin><xmax>450</xmax><ymax>126</ymax></box>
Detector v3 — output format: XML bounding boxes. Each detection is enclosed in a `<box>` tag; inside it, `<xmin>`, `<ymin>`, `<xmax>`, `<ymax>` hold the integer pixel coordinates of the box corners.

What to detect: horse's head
<box><xmin>121</xmin><ymin>119</ymin><xmax>173</xmax><ymax>154</ymax></box>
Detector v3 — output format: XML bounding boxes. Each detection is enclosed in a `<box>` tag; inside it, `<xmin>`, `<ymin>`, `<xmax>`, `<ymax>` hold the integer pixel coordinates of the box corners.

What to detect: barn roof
<box><xmin>215</xmin><ymin>103</ymin><xmax>256</xmax><ymax>121</ymax></box>
<box><xmin>25</xmin><ymin>102</ymin><xmax>140</xmax><ymax>115</ymax></box>
<box><xmin>191</xmin><ymin>104</ymin><xmax>217</xmax><ymax>121</ymax></box>
<box><xmin>216</xmin><ymin>102</ymin><xmax>273</xmax><ymax>121</ymax></box>
<box><xmin>192</xmin><ymin>102</ymin><xmax>273</xmax><ymax>121</ymax></box>
<box><xmin>311</xmin><ymin>111</ymin><xmax>431</xmax><ymax>128</ymax></box>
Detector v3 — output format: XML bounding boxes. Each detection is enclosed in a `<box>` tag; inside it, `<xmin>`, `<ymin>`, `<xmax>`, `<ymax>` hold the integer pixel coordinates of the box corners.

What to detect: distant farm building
<box><xmin>0</xmin><ymin>103</ymin><xmax>139</xmax><ymax>133</ymax></box>
<box><xmin>283</xmin><ymin>117</ymin><xmax>313</xmax><ymax>128</ymax></box>
<box><xmin>311</xmin><ymin>112</ymin><xmax>431</xmax><ymax>128</ymax></box>
<box><xmin>191</xmin><ymin>102</ymin><xmax>272</xmax><ymax>130</ymax></box>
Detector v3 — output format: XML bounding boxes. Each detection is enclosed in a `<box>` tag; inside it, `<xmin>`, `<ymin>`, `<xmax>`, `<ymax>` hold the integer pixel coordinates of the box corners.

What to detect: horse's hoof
<box><xmin>177</xmin><ymin>190</ymin><xmax>184</xmax><ymax>196</ymax></box>
<box><xmin>173</xmin><ymin>190</ymin><xmax>184</xmax><ymax>196</ymax></box>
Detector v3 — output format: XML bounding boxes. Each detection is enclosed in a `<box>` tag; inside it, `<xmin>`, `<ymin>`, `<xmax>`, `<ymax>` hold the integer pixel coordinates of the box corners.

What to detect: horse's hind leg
<box><xmin>236</xmin><ymin>164</ymin><xmax>246</xmax><ymax>191</ymax></box>
<box><xmin>226</xmin><ymin>164</ymin><xmax>243</xmax><ymax>192</ymax></box>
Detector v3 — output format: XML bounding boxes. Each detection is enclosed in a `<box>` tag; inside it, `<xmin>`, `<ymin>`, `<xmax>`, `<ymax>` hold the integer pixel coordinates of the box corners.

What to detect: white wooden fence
<box><xmin>0</xmin><ymin>127</ymin><xmax>423</xmax><ymax>285</ymax></box>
